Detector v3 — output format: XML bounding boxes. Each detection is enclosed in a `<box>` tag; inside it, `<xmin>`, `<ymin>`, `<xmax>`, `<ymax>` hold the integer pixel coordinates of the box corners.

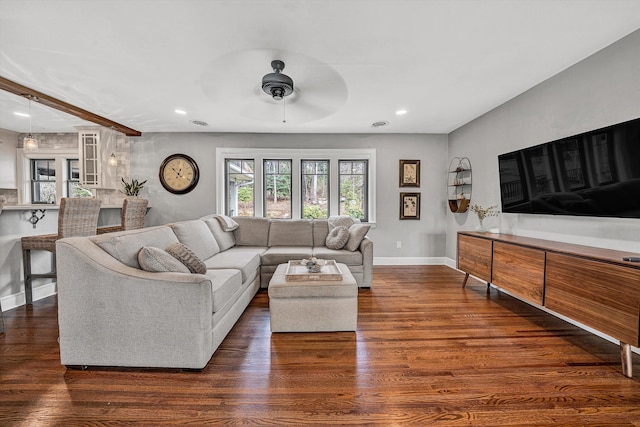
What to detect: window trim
<box><xmin>17</xmin><ymin>148</ymin><xmax>89</xmax><ymax>205</ymax></box>
<box><xmin>217</xmin><ymin>148</ymin><xmax>376</xmax><ymax>223</ymax></box>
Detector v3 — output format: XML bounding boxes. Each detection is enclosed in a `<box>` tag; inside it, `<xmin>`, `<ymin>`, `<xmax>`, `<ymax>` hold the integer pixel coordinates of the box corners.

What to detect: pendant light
<box><xmin>23</xmin><ymin>98</ymin><xmax>39</xmax><ymax>152</ymax></box>
<box><xmin>108</xmin><ymin>128</ymin><xmax>118</xmax><ymax>166</ymax></box>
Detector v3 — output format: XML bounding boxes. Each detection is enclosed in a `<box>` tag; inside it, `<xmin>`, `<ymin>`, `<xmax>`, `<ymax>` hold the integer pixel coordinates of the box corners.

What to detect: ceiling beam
<box><xmin>0</xmin><ymin>76</ymin><xmax>142</xmax><ymax>137</ymax></box>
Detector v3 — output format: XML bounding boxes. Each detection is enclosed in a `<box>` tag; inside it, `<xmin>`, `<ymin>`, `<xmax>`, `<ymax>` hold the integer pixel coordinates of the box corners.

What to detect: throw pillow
<box><xmin>325</xmin><ymin>226</ymin><xmax>350</xmax><ymax>250</ymax></box>
<box><xmin>214</xmin><ymin>214</ymin><xmax>239</xmax><ymax>231</ymax></box>
<box><xmin>137</xmin><ymin>246</ymin><xmax>191</xmax><ymax>273</ymax></box>
<box><xmin>344</xmin><ymin>223</ymin><xmax>371</xmax><ymax>252</ymax></box>
<box><xmin>327</xmin><ymin>215</ymin><xmax>354</xmax><ymax>231</ymax></box>
<box><xmin>165</xmin><ymin>242</ymin><xmax>207</xmax><ymax>274</ymax></box>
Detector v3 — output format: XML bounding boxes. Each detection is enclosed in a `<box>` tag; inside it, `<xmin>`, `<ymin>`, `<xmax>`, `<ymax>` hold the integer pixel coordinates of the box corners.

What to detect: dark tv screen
<box><xmin>498</xmin><ymin>117</ymin><xmax>640</xmax><ymax>218</ymax></box>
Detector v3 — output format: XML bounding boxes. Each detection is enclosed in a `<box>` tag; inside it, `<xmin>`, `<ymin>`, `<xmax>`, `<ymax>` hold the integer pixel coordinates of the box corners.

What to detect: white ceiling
<box><xmin>1</xmin><ymin>0</ymin><xmax>640</xmax><ymax>136</ymax></box>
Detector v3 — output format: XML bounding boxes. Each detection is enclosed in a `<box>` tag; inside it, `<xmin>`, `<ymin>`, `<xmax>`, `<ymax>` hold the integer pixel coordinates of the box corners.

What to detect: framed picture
<box><xmin>400</xmin><ymin>192</ymin><xmax>420</xmax><ymax>220</ymax></box>
<box><xmin>399</xmin><ymin>160</ymin><xmax>420</xmax><ymax>187</ymax></box>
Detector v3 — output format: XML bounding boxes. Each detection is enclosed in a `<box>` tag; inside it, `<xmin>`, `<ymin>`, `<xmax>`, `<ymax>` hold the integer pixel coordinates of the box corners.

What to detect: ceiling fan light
<box><xmin>23</xmin><ymin>134</ymin><xmax>39</xmax><ymax>152</ymax></box>
<box><xmin>262</xmin><ymin>60</ymin><xmax>294</xmax><ymax>100</ymax></box>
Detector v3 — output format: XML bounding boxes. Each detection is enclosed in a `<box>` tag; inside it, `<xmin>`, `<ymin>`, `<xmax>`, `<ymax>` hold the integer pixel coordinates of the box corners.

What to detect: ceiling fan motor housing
<box><xmin>262</xmin><ymin>60</ymin><xmax>294</xmax><ymax>100</ymax></box>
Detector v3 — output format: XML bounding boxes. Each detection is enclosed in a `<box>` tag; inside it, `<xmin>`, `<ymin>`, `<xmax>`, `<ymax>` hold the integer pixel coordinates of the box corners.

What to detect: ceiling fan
<box><xmin>261</xmin><ymin>60</ymin><xmax>294</xmax><ymax>101</ymax></box>
<box><xmin>201</xmin><ymin>49</ymin><xmax>348</xmax><ymax>125</ymax></box>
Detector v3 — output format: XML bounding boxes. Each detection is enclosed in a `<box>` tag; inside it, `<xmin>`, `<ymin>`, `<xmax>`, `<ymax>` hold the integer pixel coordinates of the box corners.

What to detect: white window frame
<box><xmin>16</xmin><ymin>148</ymin><xmax>94</xmax><ymax>205</ymax></box>
<box><xmin>217</xmin><ymin>148</ymin><xmax>376</xmax><ymax>223</ymax></box>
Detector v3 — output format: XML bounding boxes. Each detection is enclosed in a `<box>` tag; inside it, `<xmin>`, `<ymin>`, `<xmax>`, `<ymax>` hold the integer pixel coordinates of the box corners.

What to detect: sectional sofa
<box><xmin>55</xmin><ymin>215</ymin><xmax>373</xmax><ymax>369</ymax></box>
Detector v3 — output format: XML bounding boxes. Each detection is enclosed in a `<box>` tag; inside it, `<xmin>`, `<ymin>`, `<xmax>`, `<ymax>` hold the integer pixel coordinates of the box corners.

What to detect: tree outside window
<box><xmin>301</xmin><ymin>160</ymin><xmax>329</xmax><ymax>219</ymax></box>
<box><xmin>264</xmin><ymin>159</ymin><xmax>291</xmax><ymax>218</ymax></box>
<box><xmin>339</xmin><ymin>160</ymin><xmax>368</xmax><ymax>221</ymax></box>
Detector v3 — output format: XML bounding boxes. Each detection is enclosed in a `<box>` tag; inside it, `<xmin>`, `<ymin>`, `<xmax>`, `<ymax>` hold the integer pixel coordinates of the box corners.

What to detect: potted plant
<box><xmin>121</xmin><ymin>177</ymin><xmax>147</xmax><ymax>197</ymax></box>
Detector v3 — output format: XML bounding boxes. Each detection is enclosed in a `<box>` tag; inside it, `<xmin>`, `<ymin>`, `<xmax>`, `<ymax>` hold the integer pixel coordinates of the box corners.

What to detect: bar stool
<box><xmin>97</xmin><ymin>198</ymin><xmax>148</xmax><ymax>234</ymax></box>
<box><xmin>21</xmin><ymin>198</ymin><xmax>101</xmax><ymax>305</ymax></box>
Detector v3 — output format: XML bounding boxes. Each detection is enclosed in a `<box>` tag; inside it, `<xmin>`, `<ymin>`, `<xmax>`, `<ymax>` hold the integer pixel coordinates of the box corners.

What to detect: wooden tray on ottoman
<box><xmin>285</xmin><ymin>259</ymin><xmax>344</xmax><ymax>281</ymax></box>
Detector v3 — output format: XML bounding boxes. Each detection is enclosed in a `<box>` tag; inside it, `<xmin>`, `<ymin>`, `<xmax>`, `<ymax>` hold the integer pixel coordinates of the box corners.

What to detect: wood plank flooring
<box><xmin>1</xmin><ymin>265</ymin><xmax>640</xmax><ymax>426</ymax></box>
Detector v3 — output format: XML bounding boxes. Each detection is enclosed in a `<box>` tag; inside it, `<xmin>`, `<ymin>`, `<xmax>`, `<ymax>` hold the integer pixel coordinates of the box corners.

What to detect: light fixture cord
<box><xmin>28</xmin><ymin>100</ymin><xmax>32</xmax><ymax>134</ymax></box>
<box><xmin>282</xmin><ymin>97</ymin><xmax>286</xmax><ymax>123</ymax></box>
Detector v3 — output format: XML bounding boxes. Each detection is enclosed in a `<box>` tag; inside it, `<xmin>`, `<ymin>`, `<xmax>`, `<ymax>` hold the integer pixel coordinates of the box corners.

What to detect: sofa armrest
<box><xmin>56</xmin><ymin>237</ymin><xmax>214</xmax><ymax>369</ymax></box>
<box><xmin>360</xmin><ymin>236</ymin><xmax>373</xmax><ymax>288</ymax></box>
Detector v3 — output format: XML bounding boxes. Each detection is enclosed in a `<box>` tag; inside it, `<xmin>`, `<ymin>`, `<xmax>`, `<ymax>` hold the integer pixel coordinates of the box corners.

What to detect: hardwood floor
<box><xmin>1</xmin><ymin>265</ymin><xmax>639</xmax><ymax>426</ymax></box>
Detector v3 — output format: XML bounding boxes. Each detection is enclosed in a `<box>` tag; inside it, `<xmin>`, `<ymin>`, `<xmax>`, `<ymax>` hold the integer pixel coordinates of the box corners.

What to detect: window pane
<box><xmin>226</xmin><ymin>159</ymin><xmax>254</xmax><ymax>216</ymax></box>
<box><xmin>264</xmin><ymin>159</ymin><xmax>291</xmax><ymax>218</ymax></box>
<box><xmin>32</xmin><ymin>159</ymin><xmax>56</xmax><ymax>203</ymax></box>
<box><xmin>302</xmin><ymin>160</ymin><xmax>329</xmax><ymax>219</ymax></box>
<box><xmin>339</xmin><ymin>160</ymin><xmax>367</xmax><ymax>221</ymax></box>
<box><xmin>67</xmin><ymin>159</ymin><xmax>91</xmax><ymax>198</ymax></box>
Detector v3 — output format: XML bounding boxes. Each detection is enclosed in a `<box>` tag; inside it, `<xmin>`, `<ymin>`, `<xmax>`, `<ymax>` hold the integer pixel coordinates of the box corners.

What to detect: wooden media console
<box><xmin>457</xmin><ymin>231</ymin><xmax>640</xmax><ymax>378</ymax></box>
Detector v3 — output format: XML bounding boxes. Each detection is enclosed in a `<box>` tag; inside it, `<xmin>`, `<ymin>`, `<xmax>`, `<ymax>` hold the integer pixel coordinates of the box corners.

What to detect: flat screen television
<box><xmin>498</xmin><ymin>117</ymin><xmax>640</xmax><ymax>218</ymax></box>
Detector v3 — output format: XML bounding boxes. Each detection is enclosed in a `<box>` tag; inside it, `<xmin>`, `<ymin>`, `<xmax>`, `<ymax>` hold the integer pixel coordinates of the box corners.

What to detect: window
<box><xmin>218</xmin><ymin>148</ymin><xmax>376</xmax><ymax>223</ymax></box>
<box><xmin>225</xmin><ymin>159</ymin><xmax>255</xmax><ymax>216</ymax></box>
<box><xmin>301</xmin><ymin>160</ymin><xmax>329</xmax><ymax>219</ymax></box>
<box><xmin>339</xmin><ymin>160</ymin><xmax>368</xmax><ymax>221</ymax></box>
<box><xmin>264</xmin><ymin>160</ymin><xmax>292</xmax><ymax>218</ymax></box>
<box><xmin>31</xmin><ymin>159</ymin><xmax>56</xmax><ymax>204</ymax></box>
<box><xmin>67</xmin><ymin>159</ymin><xmax>93</xmax><ymax>198</ymax></box>
<box><xmin>19</xmin><ymin>149</ymin><xmax>94</xmax><ymax>205</ymax></box>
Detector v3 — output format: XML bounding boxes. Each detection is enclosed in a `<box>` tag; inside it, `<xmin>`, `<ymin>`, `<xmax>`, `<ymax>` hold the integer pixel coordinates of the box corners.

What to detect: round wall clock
<box><xmin>159</xmin><ymin>154</ymin><xmax>200</xmax><ymax>194</ymax></box>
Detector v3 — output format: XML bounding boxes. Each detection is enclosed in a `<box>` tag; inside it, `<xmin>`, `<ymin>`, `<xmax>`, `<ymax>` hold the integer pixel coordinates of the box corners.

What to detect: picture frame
<box><xmin>399</xmin><ymin>159</ymin><xmax>420</xmax><ymax>187</ymax></box>
<box><xmin>400</xmin><ymin>192</ymin><xmax>420</xmax><ymax>220</ymax></box>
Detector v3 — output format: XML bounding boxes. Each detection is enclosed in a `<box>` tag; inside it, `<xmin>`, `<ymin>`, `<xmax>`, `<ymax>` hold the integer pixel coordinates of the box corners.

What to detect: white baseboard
<box><xmin>0</xmin><ymin>282</ymin><xmax>57</xmax><ymax>311</ymax></box>
<box><xmin>374</xmin><ymin>256</ymin><xmax>451</xmax><ymax>265</ymax></box>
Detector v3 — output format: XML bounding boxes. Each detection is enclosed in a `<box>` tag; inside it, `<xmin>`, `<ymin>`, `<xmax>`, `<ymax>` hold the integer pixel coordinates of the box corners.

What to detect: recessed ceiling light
<box><xmin>190</xmin><ymin>120</ymin><xmax>208</xmax><ymax>127</ymax></box>
<box><xmin>372</xmin><ymin>121</ymin><xmax>389</xmax><ymax>128</ymax></box>
<box><xmin>395</xmin><ymin>109</ymin><xmax>408</xmax><ymax>115</ymax></box>
<box><xmin>174</xmin><ymin>109</ymin><xmax>187</xmax><ymax>115</ymax></box>
<box><xmin>14</xmin><ymin>112</ymin><xmax>30</xmax><ymax>117</ymax></box>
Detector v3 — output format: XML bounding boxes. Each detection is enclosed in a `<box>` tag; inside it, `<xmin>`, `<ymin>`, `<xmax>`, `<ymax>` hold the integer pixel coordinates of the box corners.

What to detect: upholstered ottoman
<box><xmin>268</xmin><ymin>262</ymin><xmax>358</xmax><ymax>332</ymax></box>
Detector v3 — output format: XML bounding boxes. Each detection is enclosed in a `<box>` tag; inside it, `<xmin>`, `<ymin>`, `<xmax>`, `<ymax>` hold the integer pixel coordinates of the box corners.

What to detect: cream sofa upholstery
<box><xmin>56</xmin><ymin>215</ymin><xmax>373</xmax><ymax>369</ymax></box>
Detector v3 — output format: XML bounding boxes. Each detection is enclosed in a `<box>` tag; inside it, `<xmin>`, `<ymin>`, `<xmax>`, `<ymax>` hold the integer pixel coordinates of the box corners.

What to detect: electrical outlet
<box><xmin>396</xmin><ymin>240</ymin><xmax>402</xmax><ymax>249</ymax></box>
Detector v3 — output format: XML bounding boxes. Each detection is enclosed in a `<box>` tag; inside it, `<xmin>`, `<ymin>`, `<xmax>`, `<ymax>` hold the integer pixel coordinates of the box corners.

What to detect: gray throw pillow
<box><xmin>165</xmin><ymin>242</ymin><xmax>207</xmax><ymax>274</ymax></box>
<box><xmin>137</xmin><ymin>246</ymin><xmax>191</xmax><ymax>273</ymax></box>
<box><xmin>325</xmin><ymin>226</ymin><xmax>350</xmax><ymax>249</ymax></box>
<box><xmin>328</xmin><ymin>215</ymin><xmax>354</xmax><ymax>231</ymax></box>
<box><xmin>344</xmin><ymin>224</ymin><xmax>371</xmax><ymax>252</ymax></box>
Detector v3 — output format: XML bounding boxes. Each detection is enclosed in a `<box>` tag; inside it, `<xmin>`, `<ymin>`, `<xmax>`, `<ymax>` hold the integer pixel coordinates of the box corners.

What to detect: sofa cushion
<box><xmin>328</xmin><ymin>215</ymin><xmax>355</xmax><ymax>231</ymax></box>
<box><xmin>204</xmin><ymin>269</ymin><xmax>243</xmax><ymax>312</ymax></box>
<box><xmin>261</xmin><ymin>246</ymin><xmax>313</xmax><ymax>265</ymax></box>
<box><xmin>203</xmin><ymin>218</ymin><xmax>235</xmax><ymax>252</ymax></box>
<box><xmin>232</xmin><ymin>217</ymin><xmax>270</xmax><ymax>246</ymax></box>
<box><xmin>137</xmin><ymin>246</ymin><xmax>191</xmax><ymax>273</ymax></box>
<box><xmin>170</xmin><ymin>220</ymin><xmax>220</xmax><ymax>260</ymax></box>
<box><xmin>204</xmin><ymin>246</ymin><xmax>264</xmax><ymax>282</ymax></box>
<box><xmin>312</xmin><ymin>219</ymin><xmax>329</xmax><ymax>246</ymax></box>
<box><xmin>344</xmin><ymin>224</ymin><xmax>371</xmax><ymax>252</ymax></box>
<box><xmin>268</xmin><ymin>219</ymin><xmax>313</xmax><ymax>246</ymax></box>
<box><xmin>166</xmin><ymin>242</ymin><xmax>207</xmax><ymax>274</ymax></box>
<box><xmin>325</xmin><ymin>226</ymin><xmax>349</xmax><ymax>249</ymax></box>
<box><xmin>312</xmin><ymin>246</ymin><xmax>363</xmax><ymax>265</ymax></box>
<box><xmin>93</xmin><ymin>226</ymin><xmax>179</xmax><ymax>269</ymax></box>
<box><xmin>214</xmin><ymin>214</ymin><xmax>239</xmax><ymax>231</ymax></box>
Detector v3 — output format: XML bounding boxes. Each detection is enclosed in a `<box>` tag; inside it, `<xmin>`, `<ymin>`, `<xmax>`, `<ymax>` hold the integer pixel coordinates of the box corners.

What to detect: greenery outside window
<box><xmin>264</xmin><ymin>159</ymin><xmax>292</xmax><ymax>218</ymax></box>
<box><xmin>339</xmin><ymin>160</ymin><xmax>368</xmax><ymax>221</ymax></box>
<box><xmin>301</xmin><ymin>160</ymin><xmax>329</xmax><ymax>219</ymax></box>
<box><xmin>225</xmin><ymin>159</ymin><xmax>255</xmax><ymax>217</ymax></box>
<box><xmin>217</xmin><ymin>148</ymin><xmax>376</xmax><ymax>223</ymax></box>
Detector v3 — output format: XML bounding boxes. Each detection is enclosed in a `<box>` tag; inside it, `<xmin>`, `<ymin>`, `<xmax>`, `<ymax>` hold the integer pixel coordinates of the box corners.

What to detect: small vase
<box><xmin>475</xmin><ymin>218</ymin><xmax>486</xmax><ymax>232</ymax></box>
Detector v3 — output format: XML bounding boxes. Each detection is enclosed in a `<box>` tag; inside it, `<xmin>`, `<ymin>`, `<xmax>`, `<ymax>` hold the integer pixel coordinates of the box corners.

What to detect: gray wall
<box><xmin>131</xmin><ymin>133</ymin><xmax>449</xmax><ymax>259</ymax></box>
<box><xmin>446</xmin><ymin>29</ymin><xmax>640</xmax><ymax>259</ymax></box>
